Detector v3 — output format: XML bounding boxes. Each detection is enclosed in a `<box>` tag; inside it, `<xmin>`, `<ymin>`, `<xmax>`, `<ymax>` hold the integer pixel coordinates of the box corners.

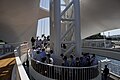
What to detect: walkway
<box><xmin>102</xmin><ymin>74</ymin><xmax>114</xmax><ymax>80</ymax></box>
<box><xmin>0</xmin><ymin>53</ymin><xmax>15</xmax><ymax>80</ymax></box>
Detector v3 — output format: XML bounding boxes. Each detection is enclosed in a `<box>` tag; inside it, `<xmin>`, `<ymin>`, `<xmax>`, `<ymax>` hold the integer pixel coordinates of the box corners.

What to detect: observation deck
<box><xmin>1</xmin><ymin>41</ymin><xmax>120</xmax><ymax>80</ymax></box>
<box><xmin>31</xmin><ymin>56</ymin><xmax>100</xmax><ymax>80</ymax></box>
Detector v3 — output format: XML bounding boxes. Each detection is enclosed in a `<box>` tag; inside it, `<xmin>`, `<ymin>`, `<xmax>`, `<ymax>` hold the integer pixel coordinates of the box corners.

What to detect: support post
<box><xmin>50</xmin><ymin>0</ymin><xmax>54</xmax><ymax>50</ymax></box>
<box><xmin>73</xmin><ymin>0</ymin><xmax>82</xmax><ymax>57</ymax></box>
<box><xmin>53</xmin><ymin>0</ymin><xmax>61</xmax><ymax>55</ymax></box>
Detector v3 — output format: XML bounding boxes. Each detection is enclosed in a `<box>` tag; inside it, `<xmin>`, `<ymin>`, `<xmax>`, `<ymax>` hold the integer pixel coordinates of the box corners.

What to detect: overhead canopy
<box><xmin>64</xmin><ymin>0</ymin><xmax>120</xmax><ymax>39</ymax></box>
<box><xmin>0</xmin><ymin>0</ymin><xmax>120</xmax><ymax>44</ymax></box>
<box><xmin>0</xmin><ymin>0</ymin><xmax>49</xmax><ymax>44</ymax></box>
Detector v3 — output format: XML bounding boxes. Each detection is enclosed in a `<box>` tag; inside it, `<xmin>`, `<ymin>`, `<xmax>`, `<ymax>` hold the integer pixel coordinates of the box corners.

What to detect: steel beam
<box><xmin>61</xmin><ymin>1</ymin><xmax>73</xmax><ymax>16</ymax></box>
<box><xmin>73</xmin><ymin>0</ymin><xmax>82</xmax><ymax>57</ymax></box>
<box><xmin>53</xmin><ymin>0</ymin><xmax>61</xmax><ymax>55</ymax></box>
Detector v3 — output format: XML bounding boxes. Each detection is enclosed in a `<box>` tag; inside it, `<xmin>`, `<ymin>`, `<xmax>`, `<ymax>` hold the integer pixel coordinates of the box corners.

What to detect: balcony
<box><xmin>31</xmin><ymin>57</ymin><xmax>100</xmax><ymax>80</ymax></box>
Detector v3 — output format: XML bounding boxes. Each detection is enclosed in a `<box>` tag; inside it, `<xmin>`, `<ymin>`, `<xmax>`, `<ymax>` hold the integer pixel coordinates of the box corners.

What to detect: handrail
<box><xmin>83</xmin><ymin>47</ymin><xmax>120</xmax><ymax>52</ymax></box>
<box><xmin>13</xmin><ymin>45</ymin><xmax>30</xmax><ymax>80</ymax></box>
<box><xmin>31</xmin><ymin>57</ymin><xmax>98</xmax><ymax>69</ymax></box>
<box><xmin>30</xmin><ymin>56</ymin><xmax>100</xmax><ymax>80</ymax></box>
<box><xmin>108</xmin><ymin>62</ymin><xmax>120</xmax><ymax>77</ymax></box>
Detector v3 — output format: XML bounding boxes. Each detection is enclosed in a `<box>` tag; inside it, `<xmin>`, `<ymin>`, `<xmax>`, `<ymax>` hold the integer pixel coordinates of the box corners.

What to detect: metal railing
<box><xmin>12</xmin><ymin>42</ymin><xmax>30</xmax><ymax>80</ymax></box>
<box><xmin>101</xmin><ymin>62</ymin><xmax>120</xmax><ymax>77</ymax></box>
<box><xmin>31</xmin><ymin>57</ymin><xmax>100</xmax><ymax>80</ymax></box>
<box><xmin>108</xmin><ymin>62</ymin><xmax>120</xmax><ymax>76</ymax></box>
<box><xmin>0</xmin><ymin>44</ymin><xmax>14</xmax><ymax>55</ymax></box>
<box><xmin>82</xmin><ymin>39</ymin><xmax>112</xmax><ymax>48</ymax></box>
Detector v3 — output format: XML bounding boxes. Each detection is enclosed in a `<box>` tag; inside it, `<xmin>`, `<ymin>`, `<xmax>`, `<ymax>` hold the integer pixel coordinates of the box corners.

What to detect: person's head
<box><xmin>42</xmin><ymin>34</ymin><xmax>44</xmax><ymax>37</ymax></box>
<box><xmin>42</xmin><ymin>48</ymin><xmax>45</xmax><ymax>51</ymax></box>
<box><xmin>36</xmin><ymin>51</ymin><xmax>39</xmax><ymax>54</ymax></box>
<box><xmin>76</xmin><ymin>57</ymin><xmax>79</xmax><ymax>61</ymax></box>
<box><xmin>37</xmin><ymin>36</ymin><xmax>39</xmax><ymax>39</ymax></box>
<box><xmin>60</xmin><ymin>53</ymin><xmax>64</xmax><ymax>58</ymax></box>
<box><xmin>92</xmin><ymin>54</ymin><xmax>95</xmax><ymax>57</ymax></box>
<box><xmin>32</xmin><ymin>47</ymin><xmax>35</xmax><ymax>50</ymax></box>
<box><xmin>82</xmin><ymin>53</ymin><xmax>86</xmax><ymax>56</ymax></box>
<box><xmin>63</xmin><ymin>56</ymin><xmax>67</xmax><ymax>60</ymax></box>
<box><xmin>44</xmin><ymin>36</ymin><xmax>46</xmax><ymax>39</ymax></box>
<box><xmin>86</xmin><ymin>53</ymin><xmax>89</xmax><ymax>56</ymax></box>
<box><xmin>50</xmin><ymin>50</ymin><xmax>53</xmax><ymax>54</ymax></box>
<box><xmin>70</xmin><ymin>55</ymin><xmax>73</xmax><ymax>59</ymax></box>
<box><xmin>47</xmin><ymin>35</ymin><xmax>50</xmax><ymax>39</ymax></box>
<box><xmin>105</xmin><ymin>65</ymin><xmax>107</xmax><ymax>68</ymax></box>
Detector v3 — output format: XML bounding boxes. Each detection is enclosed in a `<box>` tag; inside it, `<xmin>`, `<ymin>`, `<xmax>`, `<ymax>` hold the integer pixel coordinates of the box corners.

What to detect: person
<box><xmin>38</xmin><ymin>39</ymin><xmax>42</xmax><ymax>48</ymax></box>
<box><xmin>86</xmin><ymin>53</ymin><xmax>91</xmax><ymax>66</ymax></box>
<box><xmin>47</xmin><ymin>35</ymin><xmax>50</xmax><ymax>41</ymax></box>
<box><xmin>43</xmin><ymin>36</ymin><xmax>47</xmax><ymax>47</ymax></box>
<box><xmin>35</xmin><ymin>36</ymin><xmax>39</xmax><ymax>48</ymax></box>
<box><xmin>46</xmin><ymin>54</ymin><xmax>53</xmax><ymax>64</ymax></box>
<box><xmin>31</xmin><ymin>37</ymin><xmax>35</xmax><ymax>47</ymax></box>
<box><xmin>31</xmin><ymin>47</ymin><xmax>37</xmax><ymax>59</ymax></box>
<box><xmin>62</xmin><ymin>44</ymin><xmax>66</xmax><ymax>49</ymax></box>
<box><xmin>69</xmin><ymin>55</ymin><xmax>75</xmax><ymax>67</ymax></box>
<box><xmin>103</xmin><ymin>65</ymin><xmax>109</xmax><ymax>80</ymax></box>
<box><xmin>82</xmin><ymin>54</ymin><xmax>88</xmax><ymax>66</ymax></box>
<box><xmin>40</xmin><ymin>49</ymin><xmax>46</xmax><ymax>62</ymax></box>
<box><xmin>62</xmin><ymin>56</ymin><xmax>69</xmax><ymax>67</ymax></box>
<box><xmin>90</xmin><ymin>54</ymin><xmax>98</xmax><ymax>66</ymax></box>
<box><xmin>35</xmin><ymin>50</ymin><xmax>41</xmax><ymax>61</ymax></box>
<box><xmin>61</xmin><ymin>56</ymin><xmax>69</xmax><ymax>80</ymax></box>
<box><xmin>75</xmin><ymin>57</ymin><xmax>80</xmax><ymax>67</ymax></box>
<box><xmin>60</xmin><ymin>53</ymin><xmax>64</xmax><ymax>59</ymax></box>
<box><xmin>79</xmin><ymin>57</ymin><xmax>84</xmax><ymax>67</ymax></box>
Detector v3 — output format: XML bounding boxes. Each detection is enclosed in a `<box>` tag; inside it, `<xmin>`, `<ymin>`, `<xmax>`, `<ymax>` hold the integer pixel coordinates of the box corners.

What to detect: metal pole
<box><xmin>50</xmin><ymin>0</ymin><xmax>54</xmax><ymax>50</ymax></box>
<box><xmin>103</xmin><ymin>32</ymin><xmax>106</xmax><ymax>48</ymax></box>
<box><xmin>73</xmin><ymin>0</ymin><xmax>82</xmax><ymax>57</ymax></box>
<box><xmin>53</xmin><ymin>0</ymin><xmax>61</xmax><ymax>55</ymax></box>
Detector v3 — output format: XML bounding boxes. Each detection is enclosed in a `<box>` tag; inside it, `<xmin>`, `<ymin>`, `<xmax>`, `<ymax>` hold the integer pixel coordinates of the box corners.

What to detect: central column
<box><xmin>73</xmin><ymin>0</ymin><xmax>82</xmax><ymax>57</ymax></box>
<box><xmin>53</xmin><ymin>0</ymin><xmax>61</xmax><ymax>55</ymax></box>
<box><xmin>50</xmin><ymin>0</ymin><xmax>54</xmax><ymax>50</ymax></box>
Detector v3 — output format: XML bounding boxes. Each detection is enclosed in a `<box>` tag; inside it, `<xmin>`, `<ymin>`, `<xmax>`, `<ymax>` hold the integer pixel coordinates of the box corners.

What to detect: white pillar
<box><xmin>50</xmin><ymin>0</ymin><xmax>54</xmax><ymax>50</ymax></box>
<box><xmin>53</xmin><ymin>0</ymin><xmax>61</xmax><ymax>55</ymax></box>
<box><xmin>73</xmin><ymin>0</ymin><xmax>82</xmax><ymax>57</ymax></box>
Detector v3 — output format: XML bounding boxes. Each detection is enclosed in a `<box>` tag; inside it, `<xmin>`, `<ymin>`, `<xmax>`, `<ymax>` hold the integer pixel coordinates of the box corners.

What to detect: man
<box><xmin>70</xmin><ymin>55</ymin><xmax>75</xmax><ymax>67</ymax></box>
<box><xmin>90</xmin><ymin>54</ymin><xmax>98</xmax><ymax>66</ymax></box>
<box><xmin>31</xmin><ymin>37</ymin><xmax>35</xmax><ymax>47</ymax></box>
<box><xmin>40</xmin><ymin>49</ymin><xmax>46</xmax><ymax>62</ymax></box>
<box><xmin>103</xmin><ymin>65</ymin><xmax>109</xmax><ymax>80</ymax></box>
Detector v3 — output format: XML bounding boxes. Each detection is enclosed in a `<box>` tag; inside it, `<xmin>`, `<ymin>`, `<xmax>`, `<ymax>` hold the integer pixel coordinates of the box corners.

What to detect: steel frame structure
<box><xmin>50</xmin><ymin>0</ymin><xmax>81</xmax><ymax>56</ymax></box>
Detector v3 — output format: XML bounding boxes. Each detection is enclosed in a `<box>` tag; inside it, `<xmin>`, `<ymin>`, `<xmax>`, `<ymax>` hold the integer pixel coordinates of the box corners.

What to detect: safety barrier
<box><xmin>12</xmin><ymin>42</ymin><xmax>30</xmax><ymax>80</ymax></box>
<box><xmin>31</xmin><ymin>57</ymin><xmax>100</xmax><ymax>80</ymax></box>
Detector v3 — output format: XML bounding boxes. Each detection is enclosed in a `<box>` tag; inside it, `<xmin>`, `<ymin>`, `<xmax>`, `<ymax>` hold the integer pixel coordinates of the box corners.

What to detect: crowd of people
<box><xmin>32</xmin><ymin>47</ymin><xmax>54</xmax><ymax>64</ymax></box>
<box><xmin>30</xmin><ymin>35</ymin><xmax>111</xmax><ymax>80</ymax></box>
<box><xmin>31</xmin><ymin>35</ymin><xmax>54</xmax><ymax>65</ymax></box>
<box><xmin>31</xmin><ymin>35</ymin><xmax>98</xmax><ymax>67</ymax></box>
<box><xmin>61</xmin><ymin>53</ymin><xmax>98</xmax><ymax>67</ymax></box>
<box><xmin>31</xmin><ymin>34</ymin><xmax>50</xmax><ymax>49</ymax></box>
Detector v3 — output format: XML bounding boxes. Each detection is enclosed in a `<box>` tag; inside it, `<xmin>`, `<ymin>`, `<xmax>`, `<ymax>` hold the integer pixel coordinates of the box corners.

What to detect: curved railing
<box><xmin>0</xmin><ymin>44</ymin><xmax>14</xmax><ymax>56</ymax></box>
<box><xmin>12</xmin><ymin>43</ymin><xmax>30</xmax><ymax>80</ymax></box>
<box><xmin>31</xmin><ymin>57</ymin><xmax>100</xmax><ymax>80</ymax></box>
